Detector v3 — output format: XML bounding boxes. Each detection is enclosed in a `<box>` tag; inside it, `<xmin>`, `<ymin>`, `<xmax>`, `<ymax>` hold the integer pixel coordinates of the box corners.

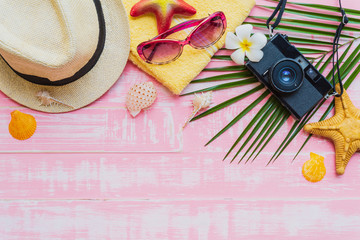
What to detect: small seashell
<box><xmin>9</xmin><ymin>110</ymin><xmax>37</xmax><ymax>140</ymax></box>
<box><xmin>126</xmin><ymin>82</ymin><xmax>157</xmax><ymax>117</ymax></box>
<box><xmin>37</xmin><ymin>90</ymin><xmax>74</xmax><ymax>109</ymax></box>
<box><xmin>183</xmin><ymin>91</ymin><xmax>213</xmax><ymax>128</ymax></box>
<box><xmin>302</xmin><ymin>152</ymin><xmax>326</xmax><ymax>182</ymax></box>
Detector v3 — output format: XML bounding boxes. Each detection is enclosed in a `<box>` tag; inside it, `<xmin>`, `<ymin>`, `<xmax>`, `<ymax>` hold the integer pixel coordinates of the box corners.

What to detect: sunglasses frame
<box><xmin>137</xmin><ymin>11</ymin><xmax>227</xmax><ymax>65</ymax></box>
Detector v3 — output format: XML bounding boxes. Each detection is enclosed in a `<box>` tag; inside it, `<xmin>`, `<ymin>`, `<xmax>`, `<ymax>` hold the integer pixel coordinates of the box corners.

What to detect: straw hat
<box><xmin>0</xmin><ymin>0</ymin><xmax>130</xmax><ymax>113</ymax></box>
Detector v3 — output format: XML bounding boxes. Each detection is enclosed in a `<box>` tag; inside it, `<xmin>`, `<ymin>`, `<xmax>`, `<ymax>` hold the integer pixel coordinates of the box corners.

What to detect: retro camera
<box><xmin>246</xmin><ymin>33</ymin><xmax>333</xmax><ymax>119</ymax></box>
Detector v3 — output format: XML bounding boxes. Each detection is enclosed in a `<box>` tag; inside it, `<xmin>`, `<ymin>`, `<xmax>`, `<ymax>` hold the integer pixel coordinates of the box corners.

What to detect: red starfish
<box><xmin>130</xmin><ymin>0</ymin><xmax>197</xmax><ymax>34</ymax></box>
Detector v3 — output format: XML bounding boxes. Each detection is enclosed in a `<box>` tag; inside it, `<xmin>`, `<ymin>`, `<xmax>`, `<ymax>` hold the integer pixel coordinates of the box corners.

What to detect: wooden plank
<box><xmin>0</xmin><ymin>152</ymin><xmax>359</xmax><ymax>199</ymax></box>
<box><xmin>0</xmin><ymin>200</ymin><xmax>359</xmax><ymax>239</ymax></box>
<box><xmin>0</xmin><ymin>106</ymin><xmax>181</xmax><ymax>153</ymax></box>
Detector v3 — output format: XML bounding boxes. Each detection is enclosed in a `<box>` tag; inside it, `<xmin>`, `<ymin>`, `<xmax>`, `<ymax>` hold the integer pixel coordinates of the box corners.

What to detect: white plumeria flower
<box><xmin>225</xmin><ymin>24</ymin><xmax>267</xmax><ymax>65</ymax></box>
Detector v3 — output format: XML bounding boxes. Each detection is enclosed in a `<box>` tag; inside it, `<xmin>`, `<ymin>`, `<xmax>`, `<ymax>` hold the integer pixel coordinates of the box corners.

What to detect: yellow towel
<box><xmin>123</xmin><ymin>0</ymin><xmax>255</xmax><ymax>95</ymax></box>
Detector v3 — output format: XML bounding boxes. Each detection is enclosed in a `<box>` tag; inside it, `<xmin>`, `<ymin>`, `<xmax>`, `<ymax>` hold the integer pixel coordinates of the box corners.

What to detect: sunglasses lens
<box><xmin>141</xmin><ymin>41</ymin><xmax>181</xmax><ymax>64</ymax></box>
<box><xmin>190</xmin><ymin>16</ymin><xmax>224</xmax><ymax>48</ymax></box>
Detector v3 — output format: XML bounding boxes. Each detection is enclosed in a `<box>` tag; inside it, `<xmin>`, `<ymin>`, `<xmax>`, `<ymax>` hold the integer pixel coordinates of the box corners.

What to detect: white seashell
<box><xmin>37</xmin><ymin>90</ymin><xmax>74</xmax><ymax>109</ymax></box>
<box><xmin>126</xmin><ymin>82</ymin><xmax>157</xmax><ymax>117</ymax></box>
<box><xmin>183</xmin><ymin>91</ymin><xmax>213</xmax><ymax>128</ymax></box>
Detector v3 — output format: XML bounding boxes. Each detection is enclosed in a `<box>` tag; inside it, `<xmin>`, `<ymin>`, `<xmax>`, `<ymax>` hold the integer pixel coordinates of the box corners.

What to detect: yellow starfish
<box><xmin>304</xmin><ymin>84</ymin><xmax>360</xmax><ymax>175</ymax></box>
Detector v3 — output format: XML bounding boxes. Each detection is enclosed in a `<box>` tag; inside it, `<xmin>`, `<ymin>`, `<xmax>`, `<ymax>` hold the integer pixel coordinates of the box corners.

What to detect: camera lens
<box><xmin>270</xmin><ymin>59</ymin><xmax>304</xmax><ymax>93</ymax></box>
<box><xmin>279</xmin><ymin>67</ymin><xmax>296</xmax><ymax>84</ymax></box>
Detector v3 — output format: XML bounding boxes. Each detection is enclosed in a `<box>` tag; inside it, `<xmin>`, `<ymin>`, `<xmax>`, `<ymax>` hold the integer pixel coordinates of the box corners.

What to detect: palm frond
<box><xmin>230</xmin><ymin>97</ymin><xmax>278</xmax><ymax>163</ymax></box>
<box><xmin>204</xmin><ymin>90</ymin><xmax>269</xmax><ymax>146</ymax></box>
<box><xmin>185</xmin><ymin>1</ymin><xmax>360</xmax><ymax>163</ymax></box>
<box><xmin>238</xmin><ymin>105</ymin><xmax>284</xmax><ymax>163</ymax></box>
<box><xmin>212</xmin><ymin>55</ymin><xmax>232</xmax><ymax>60</ymax></box>
<box><xmin>261</xmin><ymin>5</ymin><xmax>360</xmax><ymax>24</ymax></box>
<box><xmin>203</xmin><ymin>65</ymin><xmax>247</xmax><ymax>72</ymax></box>
<box><xmin>191</xmin><ymin>72</ymin><xmax>254</xmax><ymax>83</ymax></box>
<box><xmin>182</xmin><ymin>78</ymin><xmax>257</xmax><ymax>96</ymax></box>
<box><xmin>191</xmin><ymin>85</ymin><xmax>264</xmax><ymax>121</ymax></box>
<box><xmin>223</xmin><ymin>96</ymin><xmax>275</xmax><ymax>161</ymax></box>
<box><xmin>285</xmin><ymin>2</ymin><xmax>360</xmax><ymax>17</ymax></box>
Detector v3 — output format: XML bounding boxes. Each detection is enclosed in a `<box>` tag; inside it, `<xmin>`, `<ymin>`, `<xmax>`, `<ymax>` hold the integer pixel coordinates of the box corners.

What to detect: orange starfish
<box><xmin>130</xmin><ymin>0</ymin><xmax>197</xmax><ymax>34</ymax></box>
<box><xmin>304</xmin><ymin>84</ymin><xmax>360</xmax><ymax>175</ymax></box>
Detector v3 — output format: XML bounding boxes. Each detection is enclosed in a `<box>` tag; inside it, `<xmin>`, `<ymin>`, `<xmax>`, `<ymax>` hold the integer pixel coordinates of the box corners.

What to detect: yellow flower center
<box><xmin>240</xmin><ymin>39</ymin><xmax>252</xmax><ymax>52</ymax></box>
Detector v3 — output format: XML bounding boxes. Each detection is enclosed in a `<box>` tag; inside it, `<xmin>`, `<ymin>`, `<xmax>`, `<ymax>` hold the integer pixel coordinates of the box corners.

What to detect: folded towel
<box><xmin>123</xmin><ymin>0</ymin><xmax>255</xmax><ymax>95</ymax></box>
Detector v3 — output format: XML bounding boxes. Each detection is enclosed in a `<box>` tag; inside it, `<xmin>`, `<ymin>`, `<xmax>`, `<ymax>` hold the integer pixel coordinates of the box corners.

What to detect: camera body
<box><xmin>246</xmin><ymin>33</ymin><xmax>332</xmax><ymax>119</ymax></box>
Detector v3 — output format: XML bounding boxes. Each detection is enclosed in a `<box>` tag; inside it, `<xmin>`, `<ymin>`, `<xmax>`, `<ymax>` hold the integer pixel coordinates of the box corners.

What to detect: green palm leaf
<box><xmin>191</xmin><ymin>85</ymin><xmax>264</xmax><ymax>121</ymax></box>
<box><xmin>223</xmin><ymin>97</ymin><xmax>275</xmax><ymax>161</ymax></box>
<box><xmin>230</xmin><ymin>98</ymin><xmax>278</xmax><ymax>162</ymax></box>
<box><xmin>212</xmin><ymin>55</ymin><xmax>232</xmax><ymax>60</ymax></box>
<box><xmin>250</xmin><ymin>16</ymin><xmax>360</xmax><ymax>32</ymax></box>
<box><xmin>182</xmin><ymin>78</ymin><xmax>257</xmax><ymax>96</ymax></box>
<box><xmin>204</xmin><ymin>90</ymin><xmax>269</xmax><ymax>146</ymax></box>
<box><xmin>251</xmin><ymin>22</ymin><xmax>354</xmax><ymax>39</ymax></box>
<box><xmin>285</xmin><ymin>2</ymin><xmax>360</xmax><ymax>16</ymax></box>
<box><xmin>190</xmin><ymin>72</ymin><xmax>254</xmax><ymax>83</ymax></box>
<box><xmin>261</xmin><ymin>5</ymin><xmax>360</xmax><ymax>24</ymax></box>
<box><xmin>238</xmin><ymin>105</ymin><xmax>284</xmax><ymax>163</ymax></box>
<box><xmin>203</xmin><ymin>65</ymin><xmax>247</xmax><ymax>72</ymax></box>
<box><xmin>185</xmin><ymin>1</ymin><xmax>360</xmax><ymax>163</ymax></box>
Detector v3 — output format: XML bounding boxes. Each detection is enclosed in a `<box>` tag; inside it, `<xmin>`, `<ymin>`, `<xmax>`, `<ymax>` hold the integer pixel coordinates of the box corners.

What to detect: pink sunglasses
<box><xmin>137</xmin><ymin>12</ymin><xmax>227</xmax><ymax>65</ymax></box>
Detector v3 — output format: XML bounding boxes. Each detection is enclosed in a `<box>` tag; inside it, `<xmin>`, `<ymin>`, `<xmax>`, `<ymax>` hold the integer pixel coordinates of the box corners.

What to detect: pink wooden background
<box><xmin>1</xmin><ymin>0</ymin><xmax>360</xmax><ymax>239</ymax></box>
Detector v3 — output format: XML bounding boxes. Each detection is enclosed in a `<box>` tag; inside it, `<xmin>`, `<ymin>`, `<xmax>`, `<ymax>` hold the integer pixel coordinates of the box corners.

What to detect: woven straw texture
<box><xmin>0</xmin><ymin>0</ymin><xmax>130</xmax><ymax>113</ymax></box>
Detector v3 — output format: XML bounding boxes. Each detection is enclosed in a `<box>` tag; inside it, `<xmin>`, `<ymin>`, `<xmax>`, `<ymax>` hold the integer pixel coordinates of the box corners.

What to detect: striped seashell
<box><xmin>302</xmin><ymin>152</ymin><xmax>326</xmax><ymax>182</ymax></box>
<box><xmin>183</xmin><ymin>92</ymin><xmax>213</xmax><ymax>128</ymax></box>
<box><xmin>9</xmin><ymin>110</ymin><xmax>37</xmax><ymax>140</ymax></box>
<box><xmin>37</xmin><ymin>90</ymin><xmax>74</xmax><ymax>109</ymax></box>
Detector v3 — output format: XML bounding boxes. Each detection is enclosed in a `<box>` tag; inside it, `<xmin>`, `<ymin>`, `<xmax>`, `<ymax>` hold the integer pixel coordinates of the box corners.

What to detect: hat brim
<box><xmin>0</xmin><ymin>0</ymin><xmax>130</xmax><ymax>113</ymax></box>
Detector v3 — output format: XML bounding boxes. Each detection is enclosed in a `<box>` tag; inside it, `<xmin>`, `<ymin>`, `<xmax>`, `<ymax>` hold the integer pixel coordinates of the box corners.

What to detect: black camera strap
<box><xmin>267</xmin><ymin>0</ymin><xmax>348</xmax><ymax>98</ymax></box>
<box><xmin>331</xmin><ymin>0</ymin><xmax>348</xmax><ymax>97</ymax></box>
<box><xmin>266</xmin><ymin>0</ymin><xmax>287</xmax><ymax>36</ymax></box>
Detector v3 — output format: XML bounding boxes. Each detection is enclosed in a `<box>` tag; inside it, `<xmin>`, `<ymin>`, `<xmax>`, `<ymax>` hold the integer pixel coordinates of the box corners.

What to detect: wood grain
<box><xmin>0</xmin><ymin>152</ymin><xmax>360</xmax><ymax>199</ymax></box>
<box><xmin>1</xmin><ymin>200</ymin><xmax>359</xmax><ymax>240</ymax></box>
<box><xmin>0</xmin><ymin>0</ymin><xmax>360</xmax><ymax>238</ymax></box>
